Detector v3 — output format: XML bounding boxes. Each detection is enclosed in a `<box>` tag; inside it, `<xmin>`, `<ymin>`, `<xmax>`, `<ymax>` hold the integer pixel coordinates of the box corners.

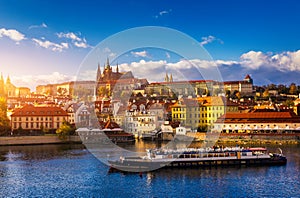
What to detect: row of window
<box><xmin>127</xmin><ymin>123</ymin><xmax>155</xmax><ymax>127</ymax></box>
<box><xmin>13</xmin><ymin>117</ymin><xmax>65</xmax><ymax>122</ymax></box>
<box><xmin>126</xmin><ymin>117</ymin><xmax>155</xmax><ymax>122</ymax></box>
<box><xmin>18</xmin><ymin>111</ymin><xmax>62</xmax><ymax>115</ymax></box>
<box><xmin>173</xmin><ymin>113</ymin><xmax>222</xmax><ymax>119</ymax></box>
<box><xmin>13</xmin><ymin>122</ymin><xmax>61</xmax><ymax>129</ymax></box>
<box><xmin>173</xmin><ymin>106</ymin><xmax>224</xmax><ymax>112</ymax></box>
<box><xmin>187</xmin><ymin>120</ymin><xmax>213</xmax><ymax>124</ymax></box>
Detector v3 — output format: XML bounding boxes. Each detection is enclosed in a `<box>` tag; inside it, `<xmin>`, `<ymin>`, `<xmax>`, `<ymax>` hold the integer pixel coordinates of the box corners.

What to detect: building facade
<box><xmin>214</xmin><ymin>111</ymin><xmax>300</xmax><ymax>133</ymax></box>
<box><xmin>10</xmin><ymin>105</ymin><xmax>68</xmax><ymax>132</ymax></box>
<box><xmin>124</xmin><ymin>110</ymin><xmax>157</xmax><ymax>137</ymax></box>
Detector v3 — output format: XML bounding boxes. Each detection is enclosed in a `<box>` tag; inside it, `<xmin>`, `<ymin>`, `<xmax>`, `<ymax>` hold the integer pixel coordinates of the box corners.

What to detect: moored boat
<box><xmin>109</xmin><ymin>147</ymin><xmax>287</xmax><ymax>172</ymax></box>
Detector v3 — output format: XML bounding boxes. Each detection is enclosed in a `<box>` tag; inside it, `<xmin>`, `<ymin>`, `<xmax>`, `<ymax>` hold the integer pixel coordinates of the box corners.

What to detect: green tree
<box><xmin>0</xmin><ymin>97</ymin><xmax>10</xmax><ymax>135</ymax></box>
<box><xmin>56</xmin><ymin>121</ymin><xmax>75</xmax><ymax>140</ymax></box>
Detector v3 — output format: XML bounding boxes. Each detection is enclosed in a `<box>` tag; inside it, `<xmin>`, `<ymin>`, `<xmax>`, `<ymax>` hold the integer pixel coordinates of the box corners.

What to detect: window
<box><xmin>26</xmin><ymin>117</ymin><xmax>28</xmax><ymax>121</ymax></box>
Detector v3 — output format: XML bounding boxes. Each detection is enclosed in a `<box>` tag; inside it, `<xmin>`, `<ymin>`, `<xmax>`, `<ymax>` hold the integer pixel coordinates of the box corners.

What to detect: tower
<box><xmin>106</xmin><ymin>57</ymin><xmax>110</xmax><ymax>70</ymax></box>
<box><xmin>96</xmin><ymin>63</ymin><xmax>102</xmax><ymax>81</ymax></box>
<box><xmin>0</xmin><ymin>73</ymin><xmax>5</xmax><ymax>97</ymax></box>
<box><xmin>6</xmin><ymin>75</ymin><xmax>11</xmax><ymax>84</ymax></box>
<box><xmin>116</xmin><ymin>63</ymin><xmax>119</xmax><ymax>73</ymax></box>
<box><xmin>169</xmin><ymin>73</ymin><xmax>173</xmax><ymax>82</ymax></box>
<box><xmin>165</xmin><ymin>72</ymin><xmax>169</xmax><ymax>82</ymax></box>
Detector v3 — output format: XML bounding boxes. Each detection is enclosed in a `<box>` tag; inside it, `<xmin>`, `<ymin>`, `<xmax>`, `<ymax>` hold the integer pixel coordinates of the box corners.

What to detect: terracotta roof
<box><xmin>216</xmin><ymin>111</ymin><xmax>300</xmax><ymax>123</ymax></box>
<box><xmin>11</xmin><ymin>105</ymin><xmax>68</xmax><ymax>117</ymax></box>
<box><xmin>197</xmin><ymin>96</ymin><xmax>225</xmax><ymax>106</ymax></box>
<box><xmin>103</xmin><ymin>120</ymin><xmax>120</xmax><ymax>129</ymax></box>
<box><xmin>244</xmin><ymin>74</ymin><xmax>251</xmax><ymax>79</ymax></box>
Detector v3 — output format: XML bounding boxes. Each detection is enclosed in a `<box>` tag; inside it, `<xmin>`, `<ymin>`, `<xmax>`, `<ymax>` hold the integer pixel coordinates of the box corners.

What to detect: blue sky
<box><xmin>0</xmin><ymin>0</ymin><xmax>300</xmax><ymax>90</ymax></box>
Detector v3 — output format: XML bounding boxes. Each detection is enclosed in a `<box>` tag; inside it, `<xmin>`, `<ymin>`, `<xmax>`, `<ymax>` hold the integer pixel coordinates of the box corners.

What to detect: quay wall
<box><xmin>0</xmin><ymin>136</ymin><xmax>82</xmax><ymax>146</ymax></box>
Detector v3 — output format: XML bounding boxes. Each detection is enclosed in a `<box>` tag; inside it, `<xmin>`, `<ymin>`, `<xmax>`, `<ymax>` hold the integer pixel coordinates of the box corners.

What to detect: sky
<box><xmin>0</xmin><ymin>0</ymin><xmax>300</xmax><ymax>90</ymax></box>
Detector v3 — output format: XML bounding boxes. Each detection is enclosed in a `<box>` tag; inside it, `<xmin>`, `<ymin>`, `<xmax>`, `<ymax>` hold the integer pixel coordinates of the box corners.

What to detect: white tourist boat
<box><xmin>109</xmin><ymin>146</ymin><xmax>287</xmax><ymax>172</ymax></box>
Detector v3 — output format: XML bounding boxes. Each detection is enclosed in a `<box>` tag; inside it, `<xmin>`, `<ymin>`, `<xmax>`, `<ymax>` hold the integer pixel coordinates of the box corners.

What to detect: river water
<box><xmin>0</xmin><ymin>141</ymin><xmax>299</xmax><ymax>197</ymax></box>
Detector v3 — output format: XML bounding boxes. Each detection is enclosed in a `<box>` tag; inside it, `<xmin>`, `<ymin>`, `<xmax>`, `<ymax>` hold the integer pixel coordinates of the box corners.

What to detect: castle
<box><xmin>96</xmin><ymin>58</ymin><xmax>148</xmax><ymax>97</ymax></box>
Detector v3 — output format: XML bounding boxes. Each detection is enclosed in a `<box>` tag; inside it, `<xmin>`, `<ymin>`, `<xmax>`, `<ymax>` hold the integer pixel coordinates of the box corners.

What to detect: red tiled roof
<box><xmin>11</xmin><ymin>105</ymin><xmax>68</xmax><ymax>117</ymax></box>
<box><xmin>216</xmin><ymin>111</ymin><xmax>300</xmax><ymax>123</ymax></box>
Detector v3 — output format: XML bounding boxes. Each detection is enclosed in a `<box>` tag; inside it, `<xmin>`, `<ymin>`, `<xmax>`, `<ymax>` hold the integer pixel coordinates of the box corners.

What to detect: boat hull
<box><xmin>109</xmin><ymin>156</ymin><xmax>287</xmax><ymax>172</ymax></box>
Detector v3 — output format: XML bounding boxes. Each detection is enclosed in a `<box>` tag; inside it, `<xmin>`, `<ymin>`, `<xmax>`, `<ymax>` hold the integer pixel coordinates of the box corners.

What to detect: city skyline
<box><xmin>0</xmin><ymin>0</ymin><xmax>300</xmax><ymax>90</ymax></box>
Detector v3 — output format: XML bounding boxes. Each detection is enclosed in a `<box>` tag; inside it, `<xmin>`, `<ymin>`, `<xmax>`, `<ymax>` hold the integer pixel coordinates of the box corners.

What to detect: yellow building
<box><xmin>171</xmin><ymin>99</ymin><xmax>200</xmax><ymax>130</ymax></box>
<box><xmin>171</xmin><ymin>97</ymin><xmax>239</xmax><ymax>131</ymax></box>
<box><xmin>197</xmin><ymin>97</ymin><xmax>239</xmax><ymax>130</ymax></box>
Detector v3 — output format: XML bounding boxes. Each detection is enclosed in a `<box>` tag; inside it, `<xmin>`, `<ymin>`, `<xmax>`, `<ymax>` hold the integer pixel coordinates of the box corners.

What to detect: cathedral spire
<box><xmin>169</xmin><ymin>73</ymin><xmax>173</xmax><ymax>82</ymax></box>
<box><xmin>6</xmin><ymin>75</ymin><xmax>11</xmax><ymax>84</ymax></box>
<box><xmin>106</xmin><ymin>57</ymin><xmax>110</xmax><ymax>69</ymax></box>
<box><xmin>164</xmin><ymin>72</ymin><xmax>169</xmax><ymax>82</ymax></box>
<box><xmin>97</xmin><ymin>62</ymin><xmax>102</xmax><ymax>81</ymax></box>
<box><xmin>116</xmin><ymin>63</ymin><xmax>119</xmax><ymax>73</ymax></box>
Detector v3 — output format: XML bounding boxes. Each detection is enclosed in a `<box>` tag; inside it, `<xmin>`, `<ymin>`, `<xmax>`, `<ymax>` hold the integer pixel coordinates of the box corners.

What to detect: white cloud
<box><xmin>12</xmin><ymin>72</ymin><xmax>76</xmax><ymax>90</ymax></box>
<box><xmin>0</xmin><ymin>28</ymin><xmax>26</xmax><ymax>44</ymax></box>
<box><xmin>239</xmin><ymin>50</ymin><xmax>300</xmax><ymax>71</ymax></box>
<box><xmin>240</xmin><ymin>51</ymin><xmax>269</xmax><ymax>70</ymax></box>
<box><xmin>57</xmin><ymin>32</ymin><xmax>81</xmax><ymax>41</ymax></box>
<box><xmin>32</xmin><ymin>38</ymin><xmax>69</xmax><ymax>52</ymax></box>
<box><xmin>131</xmin><ymin>50</ymin><xmax>149</xmax><ymax>58</ymax></box>
<box><xmin>29</xmin><ymin>22</ymin><xmax>48</xmax><ymax>29</ymax></box>
<box><xmin>159</xmin><ymin>10</ymin><xmax>169</xmax><ymax>16</ymax></box>
<box><xmin>57</xmin><ymin>32</ymin><xmax>90</xmax><ymax>49</ymax></box>
<box><xmin>154</xmin><ymin>9</ymin><xmax>172</xmax><ymax>18</ymax></box>
<box><xmin>74</xmin><ymin>41</ymin><xmax>88</xmax><ymax>48</ymax></box>
<box><xmin>102</xmin><ymin>47</ymin><xmax>116</xmax><ymax>58</ymax></box>
<box><xmin>200</xmin><ymin>35</ymin><xmax>223</xmax><ymax>46</ymax></box>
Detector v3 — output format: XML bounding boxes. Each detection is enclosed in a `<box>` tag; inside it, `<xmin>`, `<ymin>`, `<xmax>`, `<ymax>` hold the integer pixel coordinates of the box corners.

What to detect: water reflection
<box><xmin>0</xmin><ymin>142</ymin><xmax>298</xmax><ymax>197</ymax></box>
<box><xmin>0</xmin><ymin>144</ymin><xmax>86</xmax><ymax>162</ymax></box>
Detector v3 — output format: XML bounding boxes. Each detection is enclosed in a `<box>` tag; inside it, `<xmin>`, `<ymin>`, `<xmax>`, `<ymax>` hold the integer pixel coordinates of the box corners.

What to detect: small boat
<box><xmin>108</xmin><ymin>147</ymin><xmax>287</xmax><ymax>172</ymax></box>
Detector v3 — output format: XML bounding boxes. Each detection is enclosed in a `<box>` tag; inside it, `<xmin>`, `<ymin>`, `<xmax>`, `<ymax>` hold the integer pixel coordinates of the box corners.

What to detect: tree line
<box><xmin>254</xmin><ymin>83</ymin><xmax>299</xmax><ymax>95</ymax></box>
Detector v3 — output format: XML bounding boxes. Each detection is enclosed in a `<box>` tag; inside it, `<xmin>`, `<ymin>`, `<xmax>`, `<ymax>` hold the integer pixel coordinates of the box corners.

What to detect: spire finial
<box><xmin>165</xmin><ymin>72</ymin><xmax>169</xmax><ymax>82</ymax></box>
<box><xmin>170</xmin><ymin>73</ymin><xmax>173</xmax><ymax>82</ymax></box>
<box><xmin>106</xmin><ymin>57</ymin><xmax>110</xmax><ymax>67</ymax></box>
<box><xmin>6</xmin><ymin>75</ymin><xmax>11</xmax><ymax>84</ymax></box>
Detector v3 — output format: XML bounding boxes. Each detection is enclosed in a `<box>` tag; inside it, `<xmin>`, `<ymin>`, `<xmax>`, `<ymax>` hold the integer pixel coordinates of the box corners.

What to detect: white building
<box><xmin>124</xmin><ymin>110</ymin><xmax>157</xmax><ymax>138</ymax></box>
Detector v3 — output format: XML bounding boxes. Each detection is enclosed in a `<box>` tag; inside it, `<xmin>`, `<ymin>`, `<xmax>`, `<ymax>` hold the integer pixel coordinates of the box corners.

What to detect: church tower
<box><xmin>164</xmin><ymin>72</ymin><xmax>169</xmax><ymax>82</ymax></box>
<box><xmin>6</xmin><ymin>75</ymin><xmax>11</xmax><ymax>84</ymax></box>
<box><xmin>0</xmin><ymin>73</ymin><xmax>5</xmax><ymax>97</ymax></box>
<box><xmin>169</xmin><ymin>73</ymin><xmax>173</xmax><ymax>82</ymax></box>
<box><xmin>96</xmin><ymin>63</ymin><xmax>102</xmax><ymax>82</ymax></box>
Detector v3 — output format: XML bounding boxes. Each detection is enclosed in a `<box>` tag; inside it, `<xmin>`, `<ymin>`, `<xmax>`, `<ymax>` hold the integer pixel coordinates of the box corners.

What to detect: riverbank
<box><xmin>0</xmin><ymin>136</ymin><xmax>82</xmax><ymax>146</ymax></box>
<box><xmin>0</xmin><ymin>133</ymin><xmax>299</xmax><ymax>146</ymax></box>
<box><xmin>217</xmin><ymin>133</ymin><xmax>300</xmax><ymax>145</ymax></box>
